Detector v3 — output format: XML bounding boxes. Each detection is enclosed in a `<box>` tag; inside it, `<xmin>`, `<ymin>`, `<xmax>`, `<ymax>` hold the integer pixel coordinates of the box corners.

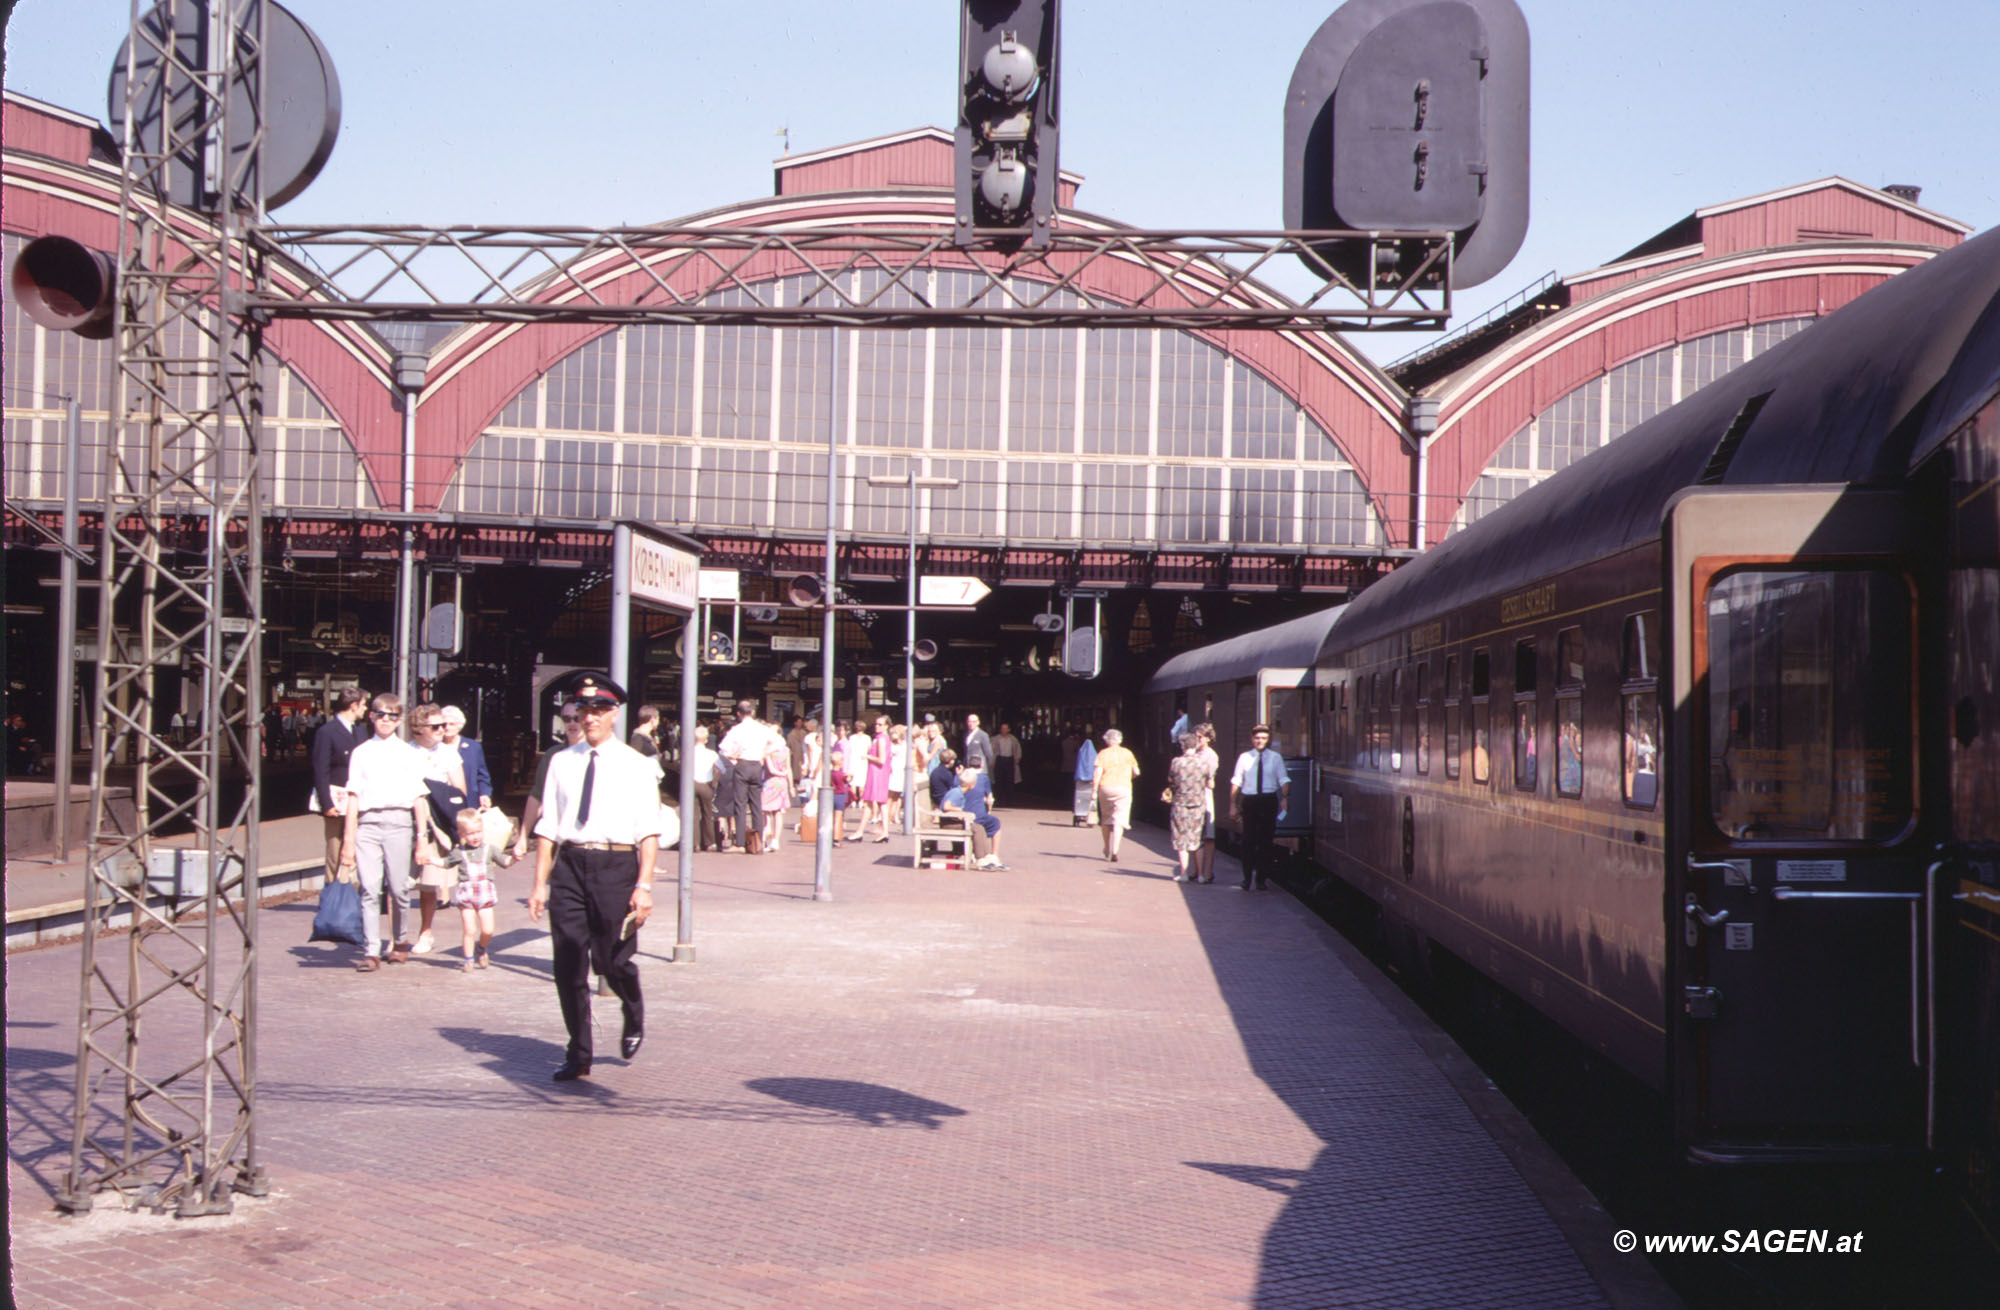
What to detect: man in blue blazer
<box><xmin>310</xmin><ymin>687</ymin><xmax>369</xmax><ymax>882</ymax></box>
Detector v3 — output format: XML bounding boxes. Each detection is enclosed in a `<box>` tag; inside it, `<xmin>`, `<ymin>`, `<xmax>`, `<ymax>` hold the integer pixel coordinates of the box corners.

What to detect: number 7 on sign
<box><xmin>918</xmin><ymin>575</ymin><xmax>991</xmax><ymax>607</ymax></box>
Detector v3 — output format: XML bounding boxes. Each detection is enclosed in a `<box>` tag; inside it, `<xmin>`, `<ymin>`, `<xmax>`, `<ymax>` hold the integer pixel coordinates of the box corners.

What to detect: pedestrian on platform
<box><xmin>689</xmin><ymin>723</ymin><xmax>722</xmax><ymax>851</ymax></box>
<box><xmin>720</xmin><ymin>701</ymin><xmax>769</xmax><ymax>854</ymax></box>
<box><xmin>1072</xmin><ymin>725</ymin><xmax>1098</xmax><ymax>827</ymax></box>
<box><xmin>1195</xmin><ymin>722</ymin><xmax>1220</xmax><ymax>883</ymax></box>
<box><xmin>963</xmin><ymin>713</ymin><xmax>994</xmax><ymax>776</ymax></box>
<box><xmin>310</xmin><ymin>687</ymin><xmax>368</xmax><ymax>885</ymax></box>
<box><xmin>528</xmin><ymin>672</ymin><xmax>658</xmax><ymax>1082</ymax></box>
<box><xmin>1228</xmin><ymin>724</ymin><xmax>1289</xmax><ymax>891</ymax></box>
<box><xmin>826</xmin><ymin>738</ymin><xmax>852</xmax><ymax>845</ymax></box>
<box><xmin>338</xmin><ymin>694</ymin><xmax>434</xmax><ymax>970</ymax></box>
<box><xmin>886</xmin><ymin>722</ymin><xmax>909</xmax><ymax>829</ymax></box>
<box><xmin>863</xmin><ymin>714</ymin><xmax>893</xmax><ymax>841</ymax></box>
<box><xmin>408</xmin><ymin>702</ymin><xmax>467</xmax><ymax>955</ymax></box>
<box><xmin>1092</xmin><ymin>728</ymin><xmax>1139</xmax><ymax>862</ymax></box>
<box><xmin>629</xmin><ymin>705</ymin><xmax>662</xmax><ymax>762</ymax></box>
<box><xmin>927</xmin><ymin>747</ymin><xmax>960</xmax><ymax>810</ymax></box>
<box><xmin>440</xmin><ymin>705</ymin><xmax>493</xmax><ymax>809</ymax></box>
<box><xmin>941</xmin><ymin>766</ymin><xmax>1007</xmax><ymax>870</ymax></box>
<box><xmin>1166</xmin><ymin>732</ymin><xmax>1213</xmax><ymax>882</ymax></box>
<box><xmin>991</xmin><ymin>722</ymin><xmax>1022</xmax><ymax>806</ymax></box>
<box><xmin>514</xmin><ymin>705</ymin><xmax>583</xmax><ymax>862</ymax></box>
<box><xmin>759</xmin><ymin>729</ymin><xmax>794</xmax><ymax>853</ymax></box>
<box><xmin>446</xmin><ymin>807</ymin><xmax>498</xmax><ymax>971</ymax></box>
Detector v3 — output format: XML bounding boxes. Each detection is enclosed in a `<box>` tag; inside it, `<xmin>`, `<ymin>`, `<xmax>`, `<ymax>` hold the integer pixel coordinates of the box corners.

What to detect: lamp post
<box><xmin>867</xmin><ymin>470</ymin><xmax>959</xmax><ymax>835</ymax></box>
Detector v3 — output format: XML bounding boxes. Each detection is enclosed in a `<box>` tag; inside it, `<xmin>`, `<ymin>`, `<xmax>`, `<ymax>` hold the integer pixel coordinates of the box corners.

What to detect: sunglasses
<box><xmin>370</xmin><ymin>711</ymin><xmax>402</xmax><ymax>720</ymax></box>
<box><xmin>559</xmin><ymin>715</ymin><xmax>580</xmax><ymax>724</ymax></box>
<box><xmin>424</xmin><ymin>720</ymin><xmax>446</xmax><ymax>728</ymax></box>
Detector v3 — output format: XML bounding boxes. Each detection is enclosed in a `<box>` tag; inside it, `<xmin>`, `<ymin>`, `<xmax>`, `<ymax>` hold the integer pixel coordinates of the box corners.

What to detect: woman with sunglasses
<box><xmin>338</xmin><ymin>693</ymin><xmax>436</xmax><ymax>970</ymax></box>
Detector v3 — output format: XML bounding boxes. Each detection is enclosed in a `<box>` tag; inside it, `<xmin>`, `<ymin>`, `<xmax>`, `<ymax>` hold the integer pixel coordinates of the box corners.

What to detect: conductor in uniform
<box><xmin>1228</xmin><ymin>724</ymin><xmax>1289</xmax><ymax>892</ymax></box>
<box><xmin>528</xmin><ymin>672</ymin><xmax>660</xmax><ymax>1081</ymax></box>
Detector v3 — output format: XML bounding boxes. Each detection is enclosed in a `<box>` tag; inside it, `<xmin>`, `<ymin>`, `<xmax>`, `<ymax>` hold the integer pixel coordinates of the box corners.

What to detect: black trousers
<box><xmin>547</xmin><ymin>845</ymin><xmax>643</xmax><ymax>1064</ymax></box>
<box><xmin>692</xmin><ymin>779</ymin><xmax>718</xmax><ymax>850</ymax></box>
<box><xmin>729</xmin><ymin>759</ymin><xmax>764</xmax><ymax>841</ymax></box>
<box><xmin>1239</xmin><ymin>793</ymin><xmax>1281</xmax><ymax>888</ymax></box>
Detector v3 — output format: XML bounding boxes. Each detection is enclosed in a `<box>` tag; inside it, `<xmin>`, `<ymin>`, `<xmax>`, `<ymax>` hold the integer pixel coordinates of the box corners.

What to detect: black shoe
<box><xmin>1235</xmin><ymin>882</ymin><xmax>1251</xmax><ymax>891</ymax></box>
<box><xmin>552</xmin><ymin>1060</ymin><xmax>592</xmax><ymax>1082</ymax></box>
<box><xmin>621</xmin><ymin>1032</ymin><xmax>644</xmax><ymax>1060</ymax></box>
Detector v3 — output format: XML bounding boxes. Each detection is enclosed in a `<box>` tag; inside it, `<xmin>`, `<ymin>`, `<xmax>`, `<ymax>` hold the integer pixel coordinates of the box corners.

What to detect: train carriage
<box><xmin>1308</xmin><ymin>223</ymin><xmax>2000</xmax><ymax>1188</ymax></box>
<box><xmin>1140</xmin><ymin>607</ymin><xmax>1344</xmax><ymax>846</ymax></box>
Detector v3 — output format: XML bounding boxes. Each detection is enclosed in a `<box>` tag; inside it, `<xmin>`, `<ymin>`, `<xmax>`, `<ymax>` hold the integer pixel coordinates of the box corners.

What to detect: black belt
<box><xmin>560</xmin><ymin>841</ymin><xmax>635</xmax><ymax>852</ymax></box>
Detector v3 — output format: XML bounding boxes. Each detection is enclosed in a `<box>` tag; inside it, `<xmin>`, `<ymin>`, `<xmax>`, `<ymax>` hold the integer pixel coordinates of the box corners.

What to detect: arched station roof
<box><xmin>410</xmin><ymin>127</ymin><xmax>1414</xmax><ymax>558</ymax></box>
<box><xmin>1404</xmin><ymin>177</ymin><xmax>1969</xmax><ymax>543</ymax></box>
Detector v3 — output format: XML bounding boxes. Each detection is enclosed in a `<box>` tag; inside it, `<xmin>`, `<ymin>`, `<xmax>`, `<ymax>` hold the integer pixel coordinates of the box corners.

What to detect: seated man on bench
<box><xmin>940</xmin><ymin>766</ymin><xmax>1006</xmax><ymax>870</ymax></box>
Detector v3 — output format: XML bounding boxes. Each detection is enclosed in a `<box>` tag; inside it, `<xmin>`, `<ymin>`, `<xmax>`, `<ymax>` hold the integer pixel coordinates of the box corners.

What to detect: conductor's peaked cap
<box><xmin>555</xmin><ymin>670</ymin><xmax>626</xmax><ymax>708</ymax></box>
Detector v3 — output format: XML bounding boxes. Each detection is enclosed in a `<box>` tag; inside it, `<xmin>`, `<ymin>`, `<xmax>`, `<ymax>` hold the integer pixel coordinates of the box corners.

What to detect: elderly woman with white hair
<box><xmin>1090</xmin><ymin>727</ymin><xmax>1141</xmax><ymax>863</ymax></box>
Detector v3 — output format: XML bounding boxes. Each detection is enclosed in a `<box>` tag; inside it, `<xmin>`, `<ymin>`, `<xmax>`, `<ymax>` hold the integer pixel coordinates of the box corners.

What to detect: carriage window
<box><xmin>1704</xmin><ymin>569</ymin><xmax>1912</xmax><ymax>842</ymax></box>
<box><xmin>1622</xmin><ymin>613</ymin><xmax>1656</xmax><ymax>682</ymax></box>
<box><xmin>1390</xmin><ymin>668</ymin><xmax>1405</xmax><ymax>771</ymax></box>
<box><xmin>1266</xmin><ymin>687</ymin><xmax>1309</xmax><ymax>758</ymax></box>
<box><xmin>1556</xmin><ymin>698</ymin><xmax>1583</xmax><ymax>797</ymax></box>
<box><xmin>1369</xmin><ymin>673</ymin><xmax>1384</xmax><ymax>770</ymax></box>
<box><xmin>1513</xmin><ymin>640</ymin><xmax>1538</xmax><ymax>791</ymax></box>
<box><xmin>1443</xmin><ymin>654</ymin><xmax>1461</xmax><ymax>780</ymax></box>
<box><xmin>1415</xmin><ymin>662</ymin><xmax>1431</xmax><ymax>776</ymax></box>
<box><xmin>1556</xmin><ymin>627</ymin><xmax>1584</xmax><ymax>688</ymax></box>
<box><xmin>1471</xmin><ymin>649</ymin><xmax>1491</xmax><ymax>784</ymax></box>
<box><xmin>1623</xmin><ymin>691</ymin><xmax>1659</xmax><ymax>808</ymax></box>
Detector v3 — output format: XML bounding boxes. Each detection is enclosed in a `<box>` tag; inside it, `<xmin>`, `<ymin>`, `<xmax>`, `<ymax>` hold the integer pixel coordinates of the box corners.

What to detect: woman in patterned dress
<box><xmin>1166</xmin><ymin>733</ymin><xmax>1212</xmax><ymax>882</ymax></box>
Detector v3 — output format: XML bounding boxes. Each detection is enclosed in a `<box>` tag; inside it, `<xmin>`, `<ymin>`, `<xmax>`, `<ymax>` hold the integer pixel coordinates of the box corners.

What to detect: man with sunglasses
<box><xmin>338</xmin><ymin>693</ymin><xmax>436</xmax><ymax>970</ymax></box>
<box><xmin>528</xmin><ymin>672</ymin><xmax>661</xmax><ymax>1082</ymax></box>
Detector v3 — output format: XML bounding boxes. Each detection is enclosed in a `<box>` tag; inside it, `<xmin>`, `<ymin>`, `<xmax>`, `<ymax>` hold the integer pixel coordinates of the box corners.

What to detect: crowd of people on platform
<box><xmin>301</xmin><ymin>671</ymin><xmax>1294</xmax><ymax>1077</ymax></box>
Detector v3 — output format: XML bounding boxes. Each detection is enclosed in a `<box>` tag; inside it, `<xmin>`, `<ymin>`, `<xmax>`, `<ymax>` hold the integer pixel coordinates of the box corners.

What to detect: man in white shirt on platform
<box><xmin>528</xmin><ymin>672</ymin><xmax>660</xmax><ymax>1082</ymax></box>
<box><xmin>1228</xmin><ymin>724</ymin><xmax>1289</xmax><ymax>893</ymax></box>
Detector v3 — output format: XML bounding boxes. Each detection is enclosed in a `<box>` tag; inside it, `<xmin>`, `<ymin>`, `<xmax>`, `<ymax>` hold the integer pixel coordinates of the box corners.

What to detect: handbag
<box><xmin>424</xmin><ymin>776</ymin><xmax>468</xmax><ymax>831</ymax></box>
<box><xmin>309</xmin><ymin>877</ymin><xmax>367</xmax><ymax>946</ymax></box>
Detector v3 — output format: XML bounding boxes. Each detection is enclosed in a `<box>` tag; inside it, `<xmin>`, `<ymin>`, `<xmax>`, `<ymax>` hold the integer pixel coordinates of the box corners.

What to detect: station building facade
<box><xmin>1</xmin><ymin>89</ymin><xmax>1972</xmax><ymax>776</ymax></box>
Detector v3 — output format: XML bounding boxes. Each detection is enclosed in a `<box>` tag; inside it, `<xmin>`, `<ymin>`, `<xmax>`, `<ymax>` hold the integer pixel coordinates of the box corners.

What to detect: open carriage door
<box><xmin>1665</xmin><ymin>486</ymin><xmax>1927</xmax><ymax>1162</ymax></box>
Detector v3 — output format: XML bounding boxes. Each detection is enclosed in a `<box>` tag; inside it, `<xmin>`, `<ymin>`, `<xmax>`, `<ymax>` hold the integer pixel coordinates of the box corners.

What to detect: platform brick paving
<box><xmin>6</xmin><ymin>803</ymin><xmax>1653</xmax><ymax>1307</ymax></box>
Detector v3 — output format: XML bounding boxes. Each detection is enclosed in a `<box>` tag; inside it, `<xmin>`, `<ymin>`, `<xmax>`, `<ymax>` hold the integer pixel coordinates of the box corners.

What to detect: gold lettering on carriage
<box><xmin>1500</xmin><ymin>582</ymin><xmax>1558</xmax><ymax>626</ymax></box>
<box><xmin>1409</xmin><ymin>621</ymin><xmax>1444</xmax><ymax>653</ymax></box>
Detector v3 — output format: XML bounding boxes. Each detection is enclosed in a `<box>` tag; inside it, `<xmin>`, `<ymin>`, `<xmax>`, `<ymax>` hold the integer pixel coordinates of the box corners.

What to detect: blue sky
<box><xmin>7</xmin><ymin>1</ymin><xmax>1998</xmax><ymax>364</ymax></box>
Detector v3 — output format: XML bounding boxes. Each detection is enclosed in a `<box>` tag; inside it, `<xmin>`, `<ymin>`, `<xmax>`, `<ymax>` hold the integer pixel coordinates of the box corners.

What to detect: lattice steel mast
<box><xmin>64</xmin><ymin>0</ymin><xmax>268</xmax><ymax>1215</ymax></box>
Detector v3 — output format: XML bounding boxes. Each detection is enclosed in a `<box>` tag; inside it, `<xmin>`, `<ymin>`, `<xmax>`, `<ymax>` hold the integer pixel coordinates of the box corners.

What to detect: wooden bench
<box><xmin>910</xmin><ymin>792</ymin><xmax>972</xmax><ymax>869</ymax></box>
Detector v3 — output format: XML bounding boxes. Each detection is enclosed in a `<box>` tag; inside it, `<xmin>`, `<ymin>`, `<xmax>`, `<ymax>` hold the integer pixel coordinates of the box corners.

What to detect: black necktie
<box><xmin>1257</xmin><ymin>749</ymin><xmax>1269</xmax><ymax>794</ymax></box>
<box><xmin>577</xmin><ymin>749</ymin><xmax>598</xmax><ymax>827</ymax></box>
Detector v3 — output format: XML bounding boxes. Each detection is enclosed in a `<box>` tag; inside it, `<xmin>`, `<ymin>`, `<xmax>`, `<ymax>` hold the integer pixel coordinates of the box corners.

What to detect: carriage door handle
<box><xmin>1683</xmin><ymin>893</ymin><xmax>1729</xmax><ymax>928</ymax></box>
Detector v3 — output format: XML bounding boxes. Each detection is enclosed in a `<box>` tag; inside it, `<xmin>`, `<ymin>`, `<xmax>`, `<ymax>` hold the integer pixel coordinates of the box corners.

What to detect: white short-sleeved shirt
<box><xmin>533</xmin><ymin>739</ymin><xmax>662</xmax><ymax>845</ymax></box>
<box><xmin>346</xmin><ymin>735</ymin><xmax>428</xmax><ymax>813</ymax></box>
<box><xmin>1230</xmin><ymin>747</ymin><xmax>1287</xmax><ymax>796</ymax></box>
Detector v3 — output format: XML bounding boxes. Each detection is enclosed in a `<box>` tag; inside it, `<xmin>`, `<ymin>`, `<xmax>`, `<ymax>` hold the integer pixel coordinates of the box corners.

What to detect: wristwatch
<box><xmin>634</xmin><ymin>883</ymin><xmax>653</xmax><ymax>891</ymax></box>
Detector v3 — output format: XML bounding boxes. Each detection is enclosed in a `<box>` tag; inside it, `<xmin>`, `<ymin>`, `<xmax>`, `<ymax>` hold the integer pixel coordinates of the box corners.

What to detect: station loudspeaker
<box><xmin>1031</xmin><ymin>612</ymin><xmax>1065</xmax><ymax>633</ymax></box>
<box><xmin>10</xmin><ymin>236</ymin><xmax>117</xmax><ymax>339</ymax></box>
<box><xmin>785</xmin><ymin>574</ymin><xmax>826</xmax><ymax>608</ymax></box>
<box><xmin>911</xmin><ymin>638</ymin><xmax>940</xmax><ymax>663</ymax></box>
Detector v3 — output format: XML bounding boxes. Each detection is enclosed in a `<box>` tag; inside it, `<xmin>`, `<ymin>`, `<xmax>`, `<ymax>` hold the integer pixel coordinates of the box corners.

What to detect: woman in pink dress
<box><xmin>863</xmin><ymin>714</ymin><xmax>893</xmax><ymax>841</ymax></box>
